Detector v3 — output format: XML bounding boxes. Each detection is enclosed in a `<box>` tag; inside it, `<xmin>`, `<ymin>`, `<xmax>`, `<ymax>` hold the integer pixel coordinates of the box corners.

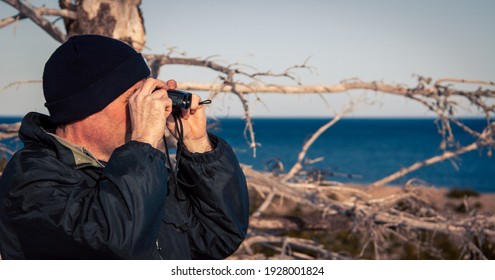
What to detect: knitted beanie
<box><xmin>43</xmin><ymin>34</ymin><xmax>151</xmax><ymax>124</ymax></box>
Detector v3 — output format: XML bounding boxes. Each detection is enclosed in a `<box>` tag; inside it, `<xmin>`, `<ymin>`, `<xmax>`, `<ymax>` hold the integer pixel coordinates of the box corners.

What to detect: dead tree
<box><xmin>1</xmin><ymin>0</ymin><xmax>145</xmax><ymax>50</ymax></box>
<box><xmin>240</xmin><ymin>165</ymin><xmax>495</xmax><ymax>259</ymax></box>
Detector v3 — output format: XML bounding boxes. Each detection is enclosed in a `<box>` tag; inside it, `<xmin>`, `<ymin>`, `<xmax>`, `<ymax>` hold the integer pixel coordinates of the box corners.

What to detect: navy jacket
<box><xmin>0</xmin><ymin>112</ymin><xmax>249</xmax><ymax>259</ymax></box>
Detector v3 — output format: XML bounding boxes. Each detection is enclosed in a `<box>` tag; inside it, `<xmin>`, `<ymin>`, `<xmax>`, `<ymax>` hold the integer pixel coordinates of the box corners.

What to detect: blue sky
<box><xmin>1</xmin><ymin>0</ymin><xmax>494</xmax><ymax>117</ymax></box>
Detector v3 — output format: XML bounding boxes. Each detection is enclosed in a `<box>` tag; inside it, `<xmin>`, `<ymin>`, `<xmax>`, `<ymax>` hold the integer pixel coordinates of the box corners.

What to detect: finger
<box><xmin>189</xmin><ymin>94</ymin><xmax>201</xmax><ymax>115</ymax></box>
<box><xmin>166</xmin><ymin>79</ymin><xmax>177</xmax><ymax>90</ymax></box>
<box><xmin>149</xmin><ymin>88</ymin><xmax>168</xmax><ymax>100</ymax></box>
<box><xmin>164</xmin><ymin>97</ymin><xmax>173</xmax><ymax>114</ymax></box>
<box><xmin>130</xmin><ymin>82</ymin><xmax>146</xmax><ymax>103</ymax></box>
<box><xmin>129</xmin><ymin>88</ymin><xmax>138</xmax><ymax>104</ymax></box>
<box><xmin>166</xmin><ymin>114</ymin><xmax>177</xmax><ymax>135</ymax></box>
<box><xmin>181</xmin><ymin>94</ymin><xmax>201</xmax><ymax>119</ymax></box>
<box><xmin>141</xmin><ymin>78</ymin><xmax>168</xmax><ymax>96</ymax></box>
<box><xmin>147</xmin><ymin>89</ymin><xmax>172</xmax><ymax>113</ymax></box>
<box><xmin>181</xmin><ymin>108</ymin><xmax>190</xmax><ymax>120</ymax></box>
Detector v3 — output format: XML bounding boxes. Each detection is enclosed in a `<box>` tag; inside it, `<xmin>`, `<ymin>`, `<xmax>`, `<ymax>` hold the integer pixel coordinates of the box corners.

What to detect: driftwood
<box><xmin>239</xmin><ymin>165</ymin><xmax>495</xmax><ymax>259</ymax></box>
<box><xmin>0</xmin><ymin>122</ymin><xmax>20</xmax><ymax>141</ymax></box>
<box><xmin>244</xmin><ymin>165</ymin><xmax>495</xmax><ymax>239</ymax></box>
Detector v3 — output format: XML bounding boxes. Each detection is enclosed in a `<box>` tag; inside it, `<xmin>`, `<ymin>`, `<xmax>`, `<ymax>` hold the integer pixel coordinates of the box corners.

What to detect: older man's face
<box><xmin>87</xmin><ymin>80</ymin><xmax>145</xmax><ymax>154</ymax></box>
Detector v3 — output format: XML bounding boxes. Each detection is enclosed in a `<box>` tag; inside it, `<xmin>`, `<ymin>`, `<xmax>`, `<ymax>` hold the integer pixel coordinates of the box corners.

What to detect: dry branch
<box><xmin>0</xmin><ymin>6</ymin><xmax>76</xmax><ymax>28</ymax></box>
<box><xmin>1</xmin><ymin>80</ymin><xmax>41</xmax><ymax>94</ymax></box>
<box><xmin>435</xmin><ymin>78</ymin><xmax>495</xmax><ymax>87</ymax></box>
<box><xmin>0</xmin><ymin>131</ymin><xmax>19</xmax><ymax>141</ymax></box>
<box><xmin>171</xmin><ymin>81</ymin><xmax>495</xmax><ymax>100</ymax></box>
<box><xmin>369</xmin><ymin>141</ymin><xmax>480</xmax><ymax>189</ymax></box>
<box><xmin>284</xmin><ymin>103</ymin><xmax>353</xmax><ymax>181</ymax></box>
<box><xmin>242</xmin><ymin>230</ymin><xmax>350</xmax><ymax>260</ymax></box>
<box><xmin>177</xmin><ymin>81</ymin><xmax>417</xmax><ymax>94</ymax></box>
<box><xmin>143</xmin><ymin>54</ymin><xmax>319</xmax><ymax>157</ymax></box>
<box><xmin>0</xmin><ymin>3</ymin><xmax>77</xmax><ymax>28</ymax></box>
<box><xmin>0</xmin><ymin>13</ymin><xmax>25</xmax><ymax>28</ymax></box>
<box><xmin>0</xmin><ymin>122</ymin><xmax>20</xmax><ymax>141</ymax></box>
<box><xmin>246</xmin><ymin>164</ymin><xmax>495</xmax><ymax>238</ymax></box>
<box><xmin>241</xmin><ymin>163</ymin><xmax>495</xmax><ymax>259</ymax></box>
<box><xmin>1</xmin><ymin>0</ymin><xmax>67</xmax><ymax>42</ymax></box>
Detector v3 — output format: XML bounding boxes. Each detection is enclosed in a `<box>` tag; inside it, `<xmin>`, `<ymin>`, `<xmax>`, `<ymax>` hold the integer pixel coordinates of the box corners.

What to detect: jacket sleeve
<box><xmin>175</xmin><ymin>134</ymin><xmax>250</xmax><ymax>259</ymax></box>
<box><xmin>2</xmin><ymin>141</ymin><xmax>168</xmax><ymax>259</ymax></box>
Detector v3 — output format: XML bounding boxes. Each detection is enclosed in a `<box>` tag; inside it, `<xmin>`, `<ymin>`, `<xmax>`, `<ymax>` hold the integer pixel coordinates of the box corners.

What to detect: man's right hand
<box><xmin>128</xmin><ymin>78</ymin><xmax>172</xmax><ymax>149</ymax></box>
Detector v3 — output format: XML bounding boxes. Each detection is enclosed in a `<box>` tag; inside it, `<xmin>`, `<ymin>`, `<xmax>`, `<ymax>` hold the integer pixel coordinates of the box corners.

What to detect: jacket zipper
<box><xmin>156</xmin><ymin>239</ymin><xmax>163</xmax><ymax>260</ymax></box>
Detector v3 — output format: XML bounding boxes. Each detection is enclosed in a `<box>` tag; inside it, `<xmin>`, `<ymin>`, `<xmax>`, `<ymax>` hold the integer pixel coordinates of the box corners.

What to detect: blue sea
<box><xmin>210</xmin><ymin>117</ymin><xmax>495</xmax><ymax>193</ymax></box>
<box><xmin>1</xmin><ymin>116</ymin><xmax>494</xmax><ymax>192</ymax></box>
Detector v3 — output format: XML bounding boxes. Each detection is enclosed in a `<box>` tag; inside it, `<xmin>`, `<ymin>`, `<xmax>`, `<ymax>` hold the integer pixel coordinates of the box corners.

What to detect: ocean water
<box><xmin>1</xmin><ymin>116</ymin><xmax>494</xmax><ymax>192</ymax></box>
<box><xmin>209</xmin><ymin>118</ymin><xmax>495</xmax><ymax>193</ymax></box>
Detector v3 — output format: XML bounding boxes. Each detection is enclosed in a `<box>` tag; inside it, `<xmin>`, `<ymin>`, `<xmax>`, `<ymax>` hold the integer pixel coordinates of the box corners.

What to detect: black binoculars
<box><xmin>167</xmin><ymin>89</ymin><xmax>192</xmax><ymax>112</ymax></box>
<box><xmin>167</xmin><ymin>89</ymin><xmax>211</xmax><ymax>113</ymax></box>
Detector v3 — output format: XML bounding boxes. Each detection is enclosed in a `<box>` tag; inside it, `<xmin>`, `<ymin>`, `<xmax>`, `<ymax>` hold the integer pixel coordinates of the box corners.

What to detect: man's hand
<box><xmin>128</xmin><ymin>78</ymin><xmax>172</xmax><ymax>149</ymax></box>
<box><xmin>166</xmin><ymin>80</ymin><xmax>213</xmax><ymax>153</ymax></box>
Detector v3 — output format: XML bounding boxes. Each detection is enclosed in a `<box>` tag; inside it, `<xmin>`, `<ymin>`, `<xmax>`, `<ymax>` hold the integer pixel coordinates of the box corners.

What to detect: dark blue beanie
<box><xmin>43</xmin><ymin>34</ymin><xmax>151</xmax><ymax>124</ymax></box>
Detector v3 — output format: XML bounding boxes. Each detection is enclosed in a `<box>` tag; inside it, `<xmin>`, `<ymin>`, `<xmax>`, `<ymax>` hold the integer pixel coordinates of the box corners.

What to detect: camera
<box><xmin>167</xmin><ymin>89</ymin><xmax>192</xmax><ymax>112</ymax></box>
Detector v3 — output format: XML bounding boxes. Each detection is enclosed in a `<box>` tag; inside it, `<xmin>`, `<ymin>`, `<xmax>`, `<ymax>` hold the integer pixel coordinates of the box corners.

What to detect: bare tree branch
<box><xmin>143</xmin><ymin>54</ymin><xmax>237</xmax><ymax>78</ymax></box>
<box><xmin>283</xmin><ymin>103</ymin><xmax>353</xmax><ymax>181</ymax></box>
<box><xmin>1</xmin><ymin>0</ymin><xmax>68</xmax><ymax>42</ymax></box>
<box><xmin>0</xmin><ymin>13</ymin><xmax>25</xmax><ymax>28</ymax></box>
<box><xmin>369</xmin><ymin>141</ymin><xmax>479</xmax><ymax>189</ymax></box>
<box><xmin>172</xmin><ymin>80</ymin><xmax>495</xmax><ymax>97</ymax></box>
<box><xmin>143</xmin><ymin>54</ymin><xmax>318</xmax><ymax>157</ymax></box>
<box><xmin>435</xmin><ymin>78</ymin><xmax>495</xmax><ymax>87</ymax></box>
<box><xmin>0</xmin><ymin>5</ymin><xmax>76</xmax><ymax>29</ymax></box>
<box><xmin>241</xmin><ymin>230</ymin><xmax>350</xmax><ymax>259</ymax></box>
<box><xmin>1</xmin><ymin>80</ymin><xmax>42</xmax><ymax>94</ymax></box>
<box><xmin>0</xmin><ymin>122</ymin><xmax>20</xmax><ymax>141</ymax></box>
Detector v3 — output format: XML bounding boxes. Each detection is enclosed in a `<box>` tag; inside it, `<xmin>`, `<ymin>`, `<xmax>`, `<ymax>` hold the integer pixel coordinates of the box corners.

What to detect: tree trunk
<box><xmin>63</xmin><ymin>0</ymin><xmax>146</xmax><ymax>51</ymax></box>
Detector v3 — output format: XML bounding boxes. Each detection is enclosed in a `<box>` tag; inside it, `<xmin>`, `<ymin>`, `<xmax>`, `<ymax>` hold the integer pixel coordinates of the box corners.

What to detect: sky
<box><xmin>1</xmin><ymin>0</ymin><xmax>494</xmax><ymax>118</ymax></box>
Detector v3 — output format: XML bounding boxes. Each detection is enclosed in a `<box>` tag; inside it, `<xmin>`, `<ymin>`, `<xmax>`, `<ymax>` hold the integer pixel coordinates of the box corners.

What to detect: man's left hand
<box><xmin>166</xmin><ymin>80</ymin><xmax>213</xmax><ymax>153</ymax></box>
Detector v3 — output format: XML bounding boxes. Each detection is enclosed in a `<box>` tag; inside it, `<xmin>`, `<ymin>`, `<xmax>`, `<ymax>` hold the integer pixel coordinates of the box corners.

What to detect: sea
<box><xmin>1</xmin><ymin>116</ymin><xmax>494</xmax><ymax>193</ymax></box>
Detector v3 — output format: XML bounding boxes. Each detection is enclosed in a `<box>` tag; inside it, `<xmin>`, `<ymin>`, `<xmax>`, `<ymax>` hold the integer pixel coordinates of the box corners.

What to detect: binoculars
<box><xmin>167</xmin><ymin>89</ymin><xmax>211</xmax><ymax>113</ymax></box>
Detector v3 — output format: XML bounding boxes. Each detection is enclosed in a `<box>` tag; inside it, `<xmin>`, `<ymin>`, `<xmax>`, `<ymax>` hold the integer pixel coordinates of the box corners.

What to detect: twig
<box><xmin>284</xmin><ymin>103</ymin><xmax>354</xmax><ymax>181</ymax></box>
<box><xmin>1</xmin><ymin>80</ymin><xmax>42</xmax><ymax>94</ymax></box>
<box><xmin>368</xmin><ymin>140</ymin><xmax>481</xmax><ymax>189</ymax></box>
<box><xmin>2</xmin><ymin>0</ymin><xmax>67</xmax><ymax>42</ymax></box>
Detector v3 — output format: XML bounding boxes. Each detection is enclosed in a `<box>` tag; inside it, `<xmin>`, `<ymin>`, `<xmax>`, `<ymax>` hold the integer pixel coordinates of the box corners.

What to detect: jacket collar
<box><xmin>19</xmin><ymin>112</ymin><xmax>104</xmax><ymax>168</ymax></box>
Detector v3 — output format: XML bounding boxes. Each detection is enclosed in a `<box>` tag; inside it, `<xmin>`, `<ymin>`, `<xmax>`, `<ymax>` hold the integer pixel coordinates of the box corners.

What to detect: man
<box><xmin>0</xmin><ymin>35</ymin><xmax>249</xmax><ymax>259</ymax></box>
